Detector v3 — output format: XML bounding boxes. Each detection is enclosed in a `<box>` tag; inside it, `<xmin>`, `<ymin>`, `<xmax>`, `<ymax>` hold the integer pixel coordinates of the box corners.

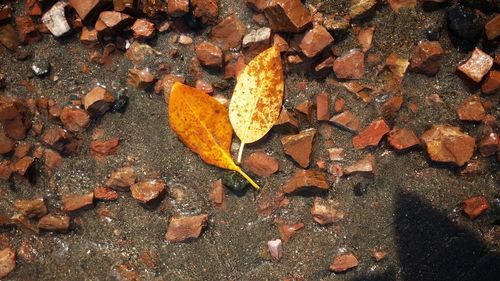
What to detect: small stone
<box><xmin>282</xmin><ymin>169</ymin><xmax>329</xmax><ymax>194</ymax></box>
<box><xmin>274</xmin><ymin>108</ymin><xmax>299</xmax><ymax>133</ymax></box>
<box><xmin>195</xmin><ymin>42</ymin><xmax>223</xmax><ymax>68</ymax></box>
<box><xmin>420</xmin><ymin>124</ymin><xmax>475</xmax><ymax>166</ymax></box>
<box><xmin>330</xmin><ymin>253</ymin><xmax>359</xmax><ymax>272</ymax></box>
<box><xmin>62</xmin><ymin>192</ymin><xmax>94</xmax><ymax>212</ymax></box>
<box><xmin>264</xmin><ymin>0</ymin><xmax>311</xmax><ymax>33</ymax></box>
<box><xmin>330</xmin><ymin>110</ymin><xmax>361</xmax><ymax>133</ymax></box>
<box><xmin>410</xmin><ymin>40</ymin><xmax>444</xmax><ymax>75</ymax></box>
<box><xmin>344</xmin><ymin>153</ymin><xmax>376</xmax><ymax>176</ymax></box>
<box><xmin>167</xmin><ymin>0</ymin><xmax>189</xmax><ymax>17</ymax></box>
<box><xmin>281</xmin><ymin>128</ymin><xmax>316</xmax><ymax>168</ymax></box>
<box><xmin>177</xmin><ymin>34</ymin><xmax>193</xmax><ymax>45</ymax></box>
<box><xmin>388</xmin><ymin>0</ymin><xmax>416</xmax><ymax>12</ymax></box>
<box><xmin>372</xmin><ymin>250</ymin><xmax>387</xmax><ymax>262</ymax></box>
<box><xmin>127</xmin><ymin>68</ymin><xmax>156</xmax><ymax>89</ymax></box>
<box><xmin>277</xmin><ymin>221</ymin><xmax>304</xmax><ymax>242</ymax></box>
<box><xmin>267</xmin><ymin>239</ymin><xmax>283</xmax><ymax>261</ymax></box>
<box><xmin>381</xmin><ymin>95</ymin><xmax>403</xmax><ymax>119</ymax></box>
<box><xmin>38</xmin><ymin>214</ymin><xmax>70</xmax><ymax>232</ymax></box>
<box><xmin>13</xmin><ymin>156</ymin><xmax>34</xmax><ymax>176</ymax></box>
<box><xmin>14</xmin><ymin>198</ymin><xmax>48</xmax><ymax>219</ymax></box>
<box><xmin>113</xmin><ymin>0</ymin><xmax>135</xmax><ymax>13</ymax></box>
<box><xmin>323</xmin><ymin>15</ymin><xmax>350</xmax><ymax>39</ymax></box>
<box><xmin>242</xmin><ymin>27</ymin><xmax>272</xmax><ymax>49</ymax></box>
<box><xmin>165</xmin><ymin>214</ymin><xmax>208</xmax><ymax>242</ymax></box>
<box><xmin>0</xmin><ymin>133</ymin><xmax>13</xmax><ymax>154</ymax></box>
<box><xmin>131</xmin><ymin>180</ymin><xmax>166</xmax><ymax>204</ymax></box>
<box><xmin>457</xmin><ymin>48</ymin><xmax>494</xmax><ymax>83</ymax></box>
<box><xmin>350</xmin><ymin>0</ymin><xmax>377</xmax><ymax>18</ymax></box>
<box><xmin>209</xmin><ymin>179</ymin><xmax>225</xmax><ymax>208</ymax></box>
<box><xmin>355</xmin><ymin>26</ymin><xmax>375</xmax><ymax>52</ymax></box>
<box><xmin>94</xmin><ymin>187</ymin><xmax>119</xmax><ymax>201</ymax></box>
<box><xmin>482</xmin><ymin>70</ymin><xmax>499</xmax><ymax>95</ymax></box>
<box><xmin>0</xmin><ymin>247</ymin><xmax>15</xmax><ymax>279</ymax></box>
<box><xmin>334</xmin><ymin>98</ymin><xmax>345</xmax><ymax>113</ymax></box>
<box><xmin>82</xmin><ymin>87</ymin><xmax>115</xmax><ymax>116</ymax></box>
<box><xmin>0</xmin><ymin>25</ymin><xmax>19</xmax><ymax>51</ymax></box>
<box><xmin>60</xmin><ymin>107</ymin><xmax>90</xmax><ymax>132</ymax></box>
<box><xmin>311</xmin><ymin>197</ymin><xmax>344</xmax><ymax>225</ymax></box>
<box><xmin>298</xmin><ymin>24</ymin><xmax>333</xmax><ymax>58</ymax></box>
<box><xmin>106</xmin><ymin>166</ymin><xmax>136</xmax><ymax>190</ymax></box>
<box><xmin>154</xmin><ymin>74</ymin><xmax>185</xmax><ymax>95</ymax></box>
<box><xmin>352</xmin><ymin>119</ymin><xmax>390</xmax><ymax>149</ymax></box>
<box><xmin>333</xmin><ymin>49</ymin><xmax>365</xmax><ymax>79</ymax></box>
<box><xmin>31</xmin><ymin>59</ymin><xmax>50</xmax><ymax>77</ymax></box>
<box><xmin>244</xmin><ymin>151</ymin><xmax>279</xmax><ymax>177</ymax></box>
<box><xmin>131</xmin><ymin>19</ymin><xmax>155</xmax><ymax>39</ymax></box>
<box><xmin>446</xmin><ymin>5</ymin><xmax>484</xmax><ymax>52</ymax></box>
<box><xmin>95</xmin><ymin>11</ymin><xmax>133</xmax><ymax>36</ymax></box>
<box><xmin>328</xmin><ymin>148</ymin><xmax>345</xmax><ymax>161</ymax></box>
<box><xmin>91</xmin><ymin>138</ymin><xmax>120</xmax><ymax>158</ymax></box>
<box><xmin>14</xmin><ymin>142</ymin><xmax>32</xmax><ymax>158</ymax></box>
<box><xmin>314</xmin><ymin>56</ymin><xmax>335</xmax><ymax>75</ymax></box>
<box><xmin>194</xmin><ymin>80</ymin><xmax>213</xmax><ymax>94</ymax></box>
<box><xmin>68</xmin><ymin>0</ymin><xmax>101</xmax><ymax>21</ymax></box>
<box><xmin>42</xmin><ymin>1</ymin><xmax>71</xmax><ymax>37</ymax></box>
<box><xmin>295</xmin><ymin>100</ymin><xmax>312</xmax><ymax>119</ymax></box>
<box><xmin>273</xmin><ymin>34</ymin><xmax>289</xmax><ymax>52</ymax></box>
<box><xmin>478</xmin><ymin>133</ymin><xmax>499</xmax><ymax>157</ymax></box>
<box><xmin>316</xmin><ymin>93</ymin><xmax>330</xmax><ymax>121</ymax></box>
<box><xmin>485</xmin><ymin>14</ymin><xmax>500</xmax><ymax>41</ymax></box>
<box><xmin>387</xmin><ymin>127</ymin><xmax>420</xmax><ymax>150</ymax></box>
<box><xmin>456</xmin><ymin>95</ymin><xmax>485</xmax><ymax>121</ymax></box>
<box><xmin>463</xmin><ymin>196</ymin><xmax>489</xmax><ymax>219</ymax></box>
<box><xmin>190</xmin><ymin>0</ymin><xmax>218</xmax><ymax>24</ymax></box>
<box><xmin>246</xmin><ymin>0</ymin><xmax>268</xmax><ymax>12</ymax></box>
<box><xmin>16</xmin><ymin>16</ymin><xmax>41</xmax><ymax>44</ymax></box>
<box><xmin>41</xmin><ymin>127</ymin><xmax>71</xmax><ymax>152</ymax></box>
<box><xmin>211</xmin><ymin>15</ymin><xmax>247</xmax><ymax>50</ymax></box>
<box><xmin>80</xmin><ymin>27</ymin><xmax>99</xmax><ymax>47</ymax></box>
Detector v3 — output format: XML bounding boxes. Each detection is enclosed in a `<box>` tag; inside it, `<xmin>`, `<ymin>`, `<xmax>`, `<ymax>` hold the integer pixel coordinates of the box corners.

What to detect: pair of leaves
<box><xmin>168</xmin><ymin>46</ymin><xmax>284</xmax><ymax>190</ymax></box>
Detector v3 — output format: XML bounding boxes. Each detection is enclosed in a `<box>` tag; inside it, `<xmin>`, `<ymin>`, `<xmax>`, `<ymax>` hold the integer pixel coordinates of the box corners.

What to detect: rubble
<box><xmin>274</xmin><ymin>108</ymin><xmax>299</xmax><ymax>133</ymax></box>
<box><xmin>410</xmin><ymin>40</ymin><xmax>444</xmax><ymax>75</ymax></box>
<box><xmin>38</xmin><ymin>214</ymin><xmax>70</xmax><ymax>232</ymax></box>
<box><xmin>316</xmin><ymin>93</ymin><xmax>330</xmax><ymax>121</ymax></box>
<box><xmin>388</xmin><ymin>0</ymin><xmax>416</xmax><ymax>12</ymax></box>
<box><xmin>68</xmin><ymin>0</ymin><xmax>101</xmax><ymax>21</ymax></box>
<box><xmin>485</xmin><ymin>14</ymin><xmax>500</xmax><ymax>41</ymax></box>
<box><xmin>130</xmin><ymin>180</ymin><xmax>166</xmax><ymax>204</ymax></box>
<box><xmin>167</xmin><ymin>0</ymin><xmax>189</xmax><ymax>17</ymax></box>
<box><xmin>277</xmin><ymin>221</ymin><xmax>304</xmax><ymax>242</ymax></box>
<box><xmin>463</xmin><ymin>196</ymin><xmax>489</xmax><ymax>219</ymax></box>
<box><xmin>127</xmin><ymin>68</ymin><xmax>155</xmax><ymax>89</ymax></box>
<box><xmin>298</xmin><ymin>24</ymin><xmax>333</xmax><ymax>58</ymax></box>
<box><xmin>264</xmin><ymin>0</ymin><xmax>311</xmax><ymax>32</ymax></box>
<box><xmin>344</xmin><ymin>154</ymin><xmax>376</xmax><ymax>176</ymax></box>
<box><xmin>482</xmin><ymin>70</ymin><xmax>499</xmax><ymax>95</ymax></box>
<box><xmin>420</xmin><ymin>124</ymin><xmax>475</xmax><ymax>166</ymax></box>
<box><xmin>211</xmin><ymin>15</ymin><xmax>247</xmax><ymax>50</ymax></box>
<box><xmin>16</xmin><ymin>16</ymin><xmax>41</xmax><ymax>44</ymax></box>
<box><xmin>195</xmin><ymin>42</ymin><xmax>223</xmax><ymax>68</ymax></box>
<box><xmin>355</xmin><ymin>26</ymin><xmax>375</xmax><ymax>52</ymax></box>
<box><xmin>242</xmin><ymin>27</ymin><xmax>271</xmax><ymax>49</ymax></box>
<box><xmin>42</xmin><ymin>1</ymin><xmax>71</xmax><ymax>37</ymax></box>
<box><xmin>282</xmin><ymin>169</ymin><xmax>329</xmax><ymax>194</ymax></box>
<box><xmin>13</xmin><ymin>156</ymin><xmax>34</xmax><ymax>176</ymax></box>
<box><xmin>95</xmin><ymin>11</ymin><xmax>133</xmax><ymax>36</ymax></box>
<box><xmin>350</xmin><ymin>0</ymin><xmax>377</xmax><ymax>18</ymax></box>
<box><xmin>60</xmin><ymin>107</ymin><xmax>90</xmax><ymax>132</ymax></box>
<box><xmin>191</xmin><ymin>0</ymin><xmax>219</xmax><ymax>24</ymax></box>
<box><xmin>244</xmin><ymin>151</ymin><xmax>279</xmax><ymax>177</ymax></box>
<box><xmin>82</xmin><ymin>87</ymin><xmax>115</xmax><ymax>116</ymax></box>
<box><xmin>311</xmin><ymin>197</ymin><xmax>344</xmax><ymax>225</ymax></box>
<box><xmin>352</xmin><ymin>119</ymin><xmax>390</xmax><ymax>149</ymax></box>
<box><xmin>333</xmin><ymin>50</ymin><xmax>365</xmax><ymax>79</ymax></box>
<box><xmin>478</xmin><ymin>133</ymin><xmax>499</xmax><ymax>157</ymax></box>
<box><xmin>91</xmin><ymin>138</ymin><xmax>120</xmax><ymax>158</ymax></box>
<box><xmin>329</xmin><ymin>111</ymin><xmax>361</xmax><ymax>132</ymax></box>
<box><xmin>330</xmin><ymin>253</ymin><xmax>359</xmax><ymax>272</ymax></box>
<box><xmin>387</xmin><ymin>127</ymin><xmax>420</xmax><ymax>150</ymax></box>
<box><xmin>0</xmin><ymin>247</ymin><xmax>15</xmax><ymax>279</ymax></box>
<box><xmin>209</xmin><ymin>179</ymin><xmax>225</xmax><ymax>208</ymax></box>
<box><xmin>94</xmin><ymin>187</ymin><xmax>119</xmax><ymax>201</ymax></box>
<box><xmin>457</xmin><ymin>48</ymin><xmax>494</xmax><ymax>83</ymax></box>
<box><xmin>131</xmin><ymin>19</ymin><xmax>156</xmax><ymax>39</ymax></box>
<box><xmin>165</xmin><ymin>214</ymin><xmax>208</xmax><ymax>242</ymax></box>
<box><xmin>62</xmin><ymin>192</ymin><xmax>94</xmax><ymax>212</ymax></box>
<box><xmin>456</xmin><ymin>96</ymin><xmax>485</xmax><ymax>122</ymax></box>
<box><xmin>154</xmin><ymin>74</ymin><xmax>186</xmax><ymax>96</ymax></box>
<box><xmin>14</xmin><ymin>198</ymin><xmax>48</xmax><ymax>219</ymax></box>
<box><xmin>106</xmin><ymin>166</ymin><xmax>136</xmax><ymax>190</ymax></box>
<box><xmin>281</xmin><ymin>128</ymin><xmax>316</xmax><ymax>168</ymax></box>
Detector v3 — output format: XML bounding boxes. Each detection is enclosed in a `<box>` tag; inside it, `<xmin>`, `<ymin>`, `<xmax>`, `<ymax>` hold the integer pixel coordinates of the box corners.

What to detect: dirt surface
<box><xmin>0</xmin><ymin>0</ymin><xmax>499</xmax><ymax>280</ymax></box>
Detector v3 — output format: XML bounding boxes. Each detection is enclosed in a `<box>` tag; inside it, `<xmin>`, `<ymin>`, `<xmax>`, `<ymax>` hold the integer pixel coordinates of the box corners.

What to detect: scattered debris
<box><xmin>329</xmin><ymin>253</ymin><xmax>359</xmax><ymax>272</ymax></box>
<box><xmin>282</xmin><ymin>169</ymin><xmax>329</xmax><ymax>194</ymax></box>
<box><xmin>463</xmin><ymin>196</ymin><xmax>489</xmax><ymax>220</ymax></box>
<box><xmin>267</xmin><ymin>239</ymin><xmax>283</xmax><ymax>261</ymax></box>
<box><xmin>311</xmin><ymin>197</ymin><xmax>343</xmax><ymax>225</ymax></box>
<box><xmin>281</xmin><ymin>128</ymin><xmax>316</xmax><ymax>168</ymax></box>
<box><xmin>165</xmin><ymin>214</ymin><xmax>208</xmax><ymax>242</ymax></box>
<box><xmin>420</xmin><ymin>125</ymin><xmax>475</xmax><ymax>166</ymax></box>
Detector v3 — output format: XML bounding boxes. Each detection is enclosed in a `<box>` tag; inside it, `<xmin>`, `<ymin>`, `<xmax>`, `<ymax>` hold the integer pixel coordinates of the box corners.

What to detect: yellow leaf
<box><xmin>168</xmin><ymin>82</ymin><xmax>259</xmax><ymax>189</ymax></box>
<box><xmin>229</xmin><ymin>45</ymin><xmax>284</xmax><ymax>163</ymax></box>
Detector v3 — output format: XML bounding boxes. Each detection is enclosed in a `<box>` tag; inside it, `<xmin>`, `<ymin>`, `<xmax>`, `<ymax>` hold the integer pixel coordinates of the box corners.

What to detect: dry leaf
<box><xmin>168</xmin><ymin>82</ymin><xmax>259</xmax><ymax>189</ymax></box>
<box><xmin>229</xmin><ymin>45</ymin><xmax>284</xmax><ymax>162</ymax></box>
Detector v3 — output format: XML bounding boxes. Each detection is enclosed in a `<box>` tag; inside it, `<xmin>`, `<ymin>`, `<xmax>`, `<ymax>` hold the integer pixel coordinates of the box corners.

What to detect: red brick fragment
<box><xmin>463</xmin><ymin>196</ymin><xmax>489</xmax><ymax>220</ymax></box>
<box><xmin>282</xmin><ymin>169</ymin><xmax>329</xmax><ymax>194</ymax></box>
<box><xmin>387</xmin><ymin>127</ymin><xmax>420</xmax><ymax>150</ymax></box>
<box><xmin>311</xmin><ymin>197</ymin><xmax>343</xmax><ymax>225</ymax></box>
<box><xmin>165</xmin><ymin>214</ymin><xmax>208</xmax><ymax>242</ymax></box>
<box><xmin>281</xmin><ymin>128</ymin><xmax>316</xmax><ymax>168</ymax></box>
<box><xmin>456</xmin><ymin>96</ymin><xmax>485</xmax><ymax>121</ymax></box>
<box><xmin>298</xmin><ymin>24</ymin><xmax>333</xmax><ymax>58</ymax></box>
<box><xmin>264</xmin><ymin>0</ymin><xmax>311</xmax><ymax>33</ymax></box>
<box><xmin>330</xmin><ymin>253</ymin><xmax>359</xmax><ymax>272</ymax></box>
<box><xmin>478</xmin><ymin>133</ymin><xmax>499</xmax><ymax>157</ymax></box>
<box><xmin>333</xmin><ymin>49</ymin><xmax>365</xmax><ymax>79</ymax></box>
<box><xmin>62</xmin><ymin>192</ymin><xmax>94</xmax><ymax>212</ymax></box>
<box><xmin>352</xmin><ymin>119</ymin><xmax>390</xmax><ymax>149</ymax></box>
<box><xmin>130</xmin><ymin>180</ymin><xmax>166</xmax><ymax>204</ymax></box>
<box><xmin>316</xmin><ymin>93</ymin><xmax>330</xmax><ymax>121</ymax></box>
<box><xmin>244</xmin><ymin>151</ymin><xmax>279</xmax><ymax>177</ymax></box>
<box><xmin>94</xmin><ymin>187</ymin><xmax>119</xmax><ymax>201</ymax></box>
<box><xmin>91</xmin><ymin>138</ymin><xmax>120</xmax><ymax>158</ymax></box>
<box><xmin>410</xmin><ymin>40</ymin><xmax>444</xmax><ymax>75</ymax></box>
<box><xmin>457</xmin><ymin>48</ymin><xmax>493</xmax><ymax>83</ymax></box>
<box><xmin>195</xmin><ymin>42</ymin><xmax>223</xmax><ymax>68</ymax></box>
<box><xmin>481</xmin><ymin>70</ymin><xmax>499</xmax><ymax>95</ymax></box>
<box><xmin>60</xmin><ymin>107</ymin><xmax>90</xmax><ymax>132</ymax></box>
<box><xmin>277</xmin><ymin>220</ymin><xmax>304</xmax><ymax>242</ymax></box>
<box><xmin>211</xmin><ymin>15</ymin><xmax>247</xmax><ymax>50</ymax></box>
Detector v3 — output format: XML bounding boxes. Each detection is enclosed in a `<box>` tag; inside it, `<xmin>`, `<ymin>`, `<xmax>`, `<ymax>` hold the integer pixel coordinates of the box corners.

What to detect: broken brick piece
<box><xmin>195</xmin><ymin>42</ymin><xmax>223</xmax><ymax>68</ymax></box>
<box><xmin>264</xmin><ymin>0</ymin><xmax>311</xmax><ymax>33</ymax></box>
<box><xmin>211</xmin><ymin>15</ymin><xmax>247</xmax><ymax>50</ymax></box>
<box><xmin>106</xmin><ymin>166</ymin><xmax>136</xmax><ymax>190</ymax></box>
<box><xmin>352</xmin><ymin>119</ymin><xmax>390</xmax><ymax>149</ymax></box>
<box><xmin>130</xmin><ymin>180</ymin><xmax>166</xmax><ymax>204</ymax></box>
<box><xmin>329</xmin><ymin>253</ymin><xmax>359</xmax><ymax>272</ymax></box>
<box><xmin>94</xmin><ymin>187</ymin><xmax>119</xmax><ymax>201</ymax></box>
<box><xmin>282</xmin><ymin>169</ymin><xmax>329</xmax><ymax>194</ymax></box>
<box><xmin>311</xmin><ymin>197</ymin><xmax>343</xmax><ymax>225</ymax></box>
<box><xmin>457</xmin><ymin>48</ymin><xmax>493</xmax><ymax>83</ymax></box>
<box><xmin>165</xmin><ymin>214</ymin><xmax>208</xmax><ymax>242</ymax></box>
<box><xmin>333</xmin><ymin>49</ymin><xmax>365</xmax><ymax>79</ymax></box>
<box><xmin>463</xmin><ymin>196</ymin><xmax>489</xmax><ymax>220</ymax></box>
<box><xmin>277</xmin><ymin>221</ymin><xmax>304</xmax><ymax>242</ymax></box>
<box><xmin>82</xmin><ymin>87</ymin><xmax>115</xmax><ymax>116</ymax></box>
<box><xmin>410</xmin><ymin>40</ymin><xmax>444</xmax><ymax>75</ymax></box>
<box><xmin>38</xmin><ymin>214</ymin><xmax>70</xmax><ymax>232</ymax></box>
<box><xmin>14</xmin><ymin>198</ymin><xmax>48</xmax><ymax>219</ymax></box>
<box><xmin>344</xmin><ymin>154</ymin><xmax>376</xmax><ymax>176</ymax></box>
<box><xmin>330</xmin><ymin>110</ymin><xmax>361</xmax><ymax>133</ymax></box>
<box><xmin>478</xmin><ymin>133</ymin><xmax>499</xmax><ymax>157</ymax></box>
<box><xmin>91</xmin><ymin>138</ymin><xmax>120</xmax><ymax>158</ymax></box>
<box><xmin>316</xmin><ymin>93</ymin><xmax>330</xmax><ymax>121</ymax></box>
<box><xmin>244</xmin><ymin>151</ymin><xmax>279</xmax><ymax>177</ymax></box>
<box><xmin>481</xmin><ymin>70</ymin><xmax>499</xmax><ymax>95</ymax></box>
<box><xmin>456</xmin><ymin>96</ymin><xmax>485</xmax><ymax>121</ymax></box>
<box><xmin>60</xmin><ymin>107</ymin><xmax>90</xmax><ymax>132</ymax></box>
<box><xmin>281</xmin><ymin>128</ymin><xmax>316</xmax><ymax>168</ymax></box>
<box><xmin>61</xmin><ymin>192</ymin><xmax>94</xmax><ymax>212</ymax></box>
<box><xmin>298</xmin><ymin>24</ymin><xmax>333</xmax><ymax>58</ymax></box>
<box><xmin>387</xmin><ymin>127</ymin><xmax>420</xmax><ymax>150</ymax></box>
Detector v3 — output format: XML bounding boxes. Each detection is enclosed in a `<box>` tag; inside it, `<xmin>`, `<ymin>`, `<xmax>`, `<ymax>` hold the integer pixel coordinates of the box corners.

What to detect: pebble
<box><xmin>13</xmin><ymin>156</ymin><xmax>34</xmax><ymax>176</ymax></box>
<box><xmin>62</xmin><ymin>192</ymin><xmax>94</xmax><ymax>212</ymax></box>
<box><xmin>94</xmin><ymin>187</ymin><xmax>119</xmax><ymax>201</ymax></box>
<box><xmin>16</xmin><ymin>16</ymin><xmax>41</xmax><ymax>44</ymax></box>
<box><xmin>387</xmin><ymin>127</ymin><xmax>420</xmax><ymax>150</ymax></box>
<box><xmin>281</xmin><ymin>128</ymin><xmax>316</xmax><ymax>168</ymax></box>
<box><xmin>482</xmin><ymin>70</ymin><xmax>499</xmax><ymax>94</ymax></box>
<box><xmin>31</xmin><ymin>59</ymin><xmax>50</xmax><ymax>77</ymax></box>
<box><xmin>381</xmin><ymin>95</ymin><xmax>403</xmax><ymax>119</ymax></box>
<box><xmin>0</xmin><ymin>247</ymin><xmax>15</xmax><ymax>279</ymax></box>
<box><xmin>330</xmin><ymin>253</ymin><xmax>359</xmax><ymax>272</ymax></box>
<box><xmin>195</xmin><ymin>41</ymin><xmax>223</xmax><ymax>68</ymax></box>
<box><xmin>355</xmin><ymin>26</ymin><xmax>375</xmax><ymax>52</ymax></box>
<box><xmin>298</xmin><ymin>24</ymin><xmax>333</xmax><ymax>58</ymax></box>
<box><xmin>41</xmin><ymin>127</ymin><xmax>71</xmax><ymax>152</ymax></box>
<box><xmin>446</xmin><ymin>5</ymin><xmax>483</xmax><ymax>52</ymax></box>
<box><xmin>106</xmin><ymin>166</ymin><xmax>136</xmax><ymax>190</ymax></box>
<box><xmin>372</xmin><ymin>250</ymin><xmax>387</xmax><ymax>262</ymax></box>
<box><xmin>165</xmin><ymin>214</ymin><xmax>208</xmax><ymax>242</ymax></box>
<box><xmin>344</xmin><ymin>153</ymin><xmax>376</xmax><ymax>176</ymax></box>
<box><xmin>0</xmin><ymin>160</ymin><xmax>12</xmax><ymax>180</ymax></box>
<box><xmin>167</xmin><ymin>0</ymin><xmax>190</xmax><ymax>17</ymax></box>
<box><xmin>242</xmin><ymin>27</ymin><xmax>271</xmax><ymax>49</ymax></box>
<box><xmin>177</xmin><ymin>34</ymin><xmax>193</xmax><ymax>45</ymax></box>
<box><xmin>457</xmin><ymin>48</ymin><xmax>493</xmax><ymax>83</ymax></box>
<box><xmin>485</xmin><ymin>14</ymin><xmax>500</xmax><ymax>41</ymax></box>
<box><xmin>191</xmin><ymin>0</ymin><xmax>218</xmax><ymax>24</ymax></box>
<box><xmin>352</xmin><ymin>119</ymin><xmax>390</xmax><ymax>149</ymax></box>
<box><xmin>127</xmin><ymin>68</ymin><xmax>155</xmax><ymax>89</ymax></box>
<box><xmin>282</xmin><ymin>169</ymin><xmax>329</xmax><ymax>194</ymax></box>
<box><xmin>456</xmin><ymin>95</ymin><xmax>485</xmax><ymax>121</ymax></box>
<box><xmin>130</xmin><ymin>180</ymin><xmax>166</xmax><ymax>204</ymax></box>
<box><xmin>60</xmin><ymin>107</ymin><xmax>90</xmax><ymax>132</ymax></box>
<box><xmin>294</xmin><ymin>100</ymin><xmax>312</xmax><ymax>119</ymax></box>
<box><xmin>42</xmin><ymin>1</ymin><xmax>70</xmax><ymax>37</ymax></box>
<box><xmin>420</xmin><ymin>124</ymin><xmax>475</xmax><ymax>166</ymax></box>
<box><xmin>82</xmin><ymin>87</ymin><xmax>115</xmax><ymax>116</ymax></box>
<box><xmin>91</xmin><ymin>138</ymin><xmax>120</xmax><ymax>158</ymax></box>
<box><xmin>463</xmin><ymin>196</ymin><xmax>489</xmax><ymax>219</ymax></box>
<box><xmin>211</xmin><ymin>15</ymin><xmax>247</xmax><ymax>50</ymax></box>
<box><xmin>274</xmin><ymin>108</ymin><xmax>299</xmax><ymax>133</ymax></box>
<box><xmin>95</xmin><ymin>11</ymin><xmax>133</xmax><ymax>36</ymax></box>
<box><xmin>131</xmin><ymin>19</ymin><xmax>156</xmax><ymax>39</ymax></box>
<box><xmin>330</xmin><ymin>110</ymin><xmax>361</xmax><ymax>133</ymax></box>
<box><xmin>333</xmin><ymin>49</ymin><xmax>365</xmax><ymax>79</ymax></box>
<box><xmin>209</xmin><ymin>179</ymin><xmax>225</xmax><ymax>208</ymax></box>
<box><xmin>328</xmin><ymin>148</ymin><xmax>345</xmax><ymax>161</ymax></box>
<box><xmin>243</xmin><ymin>151</ymin><xmax>279</xmax><ymax>177</ymax></box>
<box><xmin>316</xmin><ymin>93</ymin><xmax>330</xmax><ymax>121</ymax></box>
<box><xmin>194</xmin><ymin>80</ymin><xmax>213</xmax><ymax>94</ymax></box>
<box><xmin>410</xmin><ymin>40</ymin><xmax>444</xmax><ymax>75</ymax></box>
<box><xmin>264</xmin><ymin>0</ymin><xmax>311</xmax><ymax>33</ymax></box>
<box><xmin>478</xmin><ymin>133</ymin><xmax>499</xmax><ymax>157</ymax></box>
<box><xmin>277</xmin><ymin>221</ymin><xmax>304</xmax><ymax>242</ymax></box>
<box><xmin>311</xmin><ymin>197</ymin><xmax>344</xmax><ymax>225</ymax></box>
<box><xmin>68</xmin><ymin>0</ymin><xmax>101</xmax><ymax>20</ymax></box>
<box><xmin>154</xmin><ymin>74</ymin><xmax>186</xmax><ymax>96</ymax></box>
<box><xmin>38</xmin><ymin>214</ymin><xmax>70</xmax><ymax>232</ymax></box>
<box><xmin>14</xmin><ymin>198</ymin><xmax>48</xmax><ymax>219</ymax></box>
<box><xmin>267</xmin><ymin>239</ymin><xmax>283</xmax><ymax>261</ymax></box>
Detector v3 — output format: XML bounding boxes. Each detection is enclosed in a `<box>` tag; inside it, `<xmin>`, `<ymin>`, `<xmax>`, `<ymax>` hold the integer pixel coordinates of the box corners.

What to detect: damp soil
<box><xmin>0</xmin><ymin>1</ymin><xmax>499</xmax><ymax>281</ymax></box>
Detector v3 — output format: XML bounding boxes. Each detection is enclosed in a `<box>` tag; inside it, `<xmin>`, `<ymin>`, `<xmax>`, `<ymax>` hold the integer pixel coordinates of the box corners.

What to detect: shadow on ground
<box><xmin>352</xmin><ymin>192</ymin><xmax>500</xmax><ymax>281</ymax></box>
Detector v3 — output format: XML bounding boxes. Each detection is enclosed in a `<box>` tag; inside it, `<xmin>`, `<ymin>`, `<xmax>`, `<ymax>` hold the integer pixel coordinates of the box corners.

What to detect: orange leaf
<box><xmin>168</xmin><ymin>82</ymin><xmax>259</xmax><ymax>189</ymax></box>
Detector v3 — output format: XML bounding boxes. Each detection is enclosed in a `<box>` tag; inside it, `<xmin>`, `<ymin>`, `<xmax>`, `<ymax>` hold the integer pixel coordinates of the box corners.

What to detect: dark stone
<box><xmin>222</xmin><ymin>171</ymin><xmax>249</xmax><ymax>195</ymax></box>
<box><xmin>425</xmin><ymin>28</ymin><xmax>440</xmax><ymax>41</ymax></box>
<box><xmin>31</xmin><ymin>59</ymin><xmax>50</xmax><ymax>77</ymax></box>
<box><xmin>112</xmin><ymin>89</ymin><xmax>128</xmax><ymax>113</ymax></box>
<box><xmin>446</xmin><ymin>5</ymin><xmax>484</xmax><ymax>52</ymax></box>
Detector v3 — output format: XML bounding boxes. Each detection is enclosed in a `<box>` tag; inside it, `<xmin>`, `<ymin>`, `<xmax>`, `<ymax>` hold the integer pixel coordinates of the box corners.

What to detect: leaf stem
<box><xmin>237</xmin><ymin>142</ymin><xmax>245</xmax><ymax>164</ymax></box>
<box><xmin>235</xmin><ymin>167</ymin><xmax>260</xmax><ymax>190</ymax></box>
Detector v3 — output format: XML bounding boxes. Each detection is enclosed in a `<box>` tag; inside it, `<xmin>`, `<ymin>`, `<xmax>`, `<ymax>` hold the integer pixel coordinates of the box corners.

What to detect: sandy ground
<box><xmin>0</xmin><ymin>0</ymin><xmax>499</xmax><ymax>280</ymax></box>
